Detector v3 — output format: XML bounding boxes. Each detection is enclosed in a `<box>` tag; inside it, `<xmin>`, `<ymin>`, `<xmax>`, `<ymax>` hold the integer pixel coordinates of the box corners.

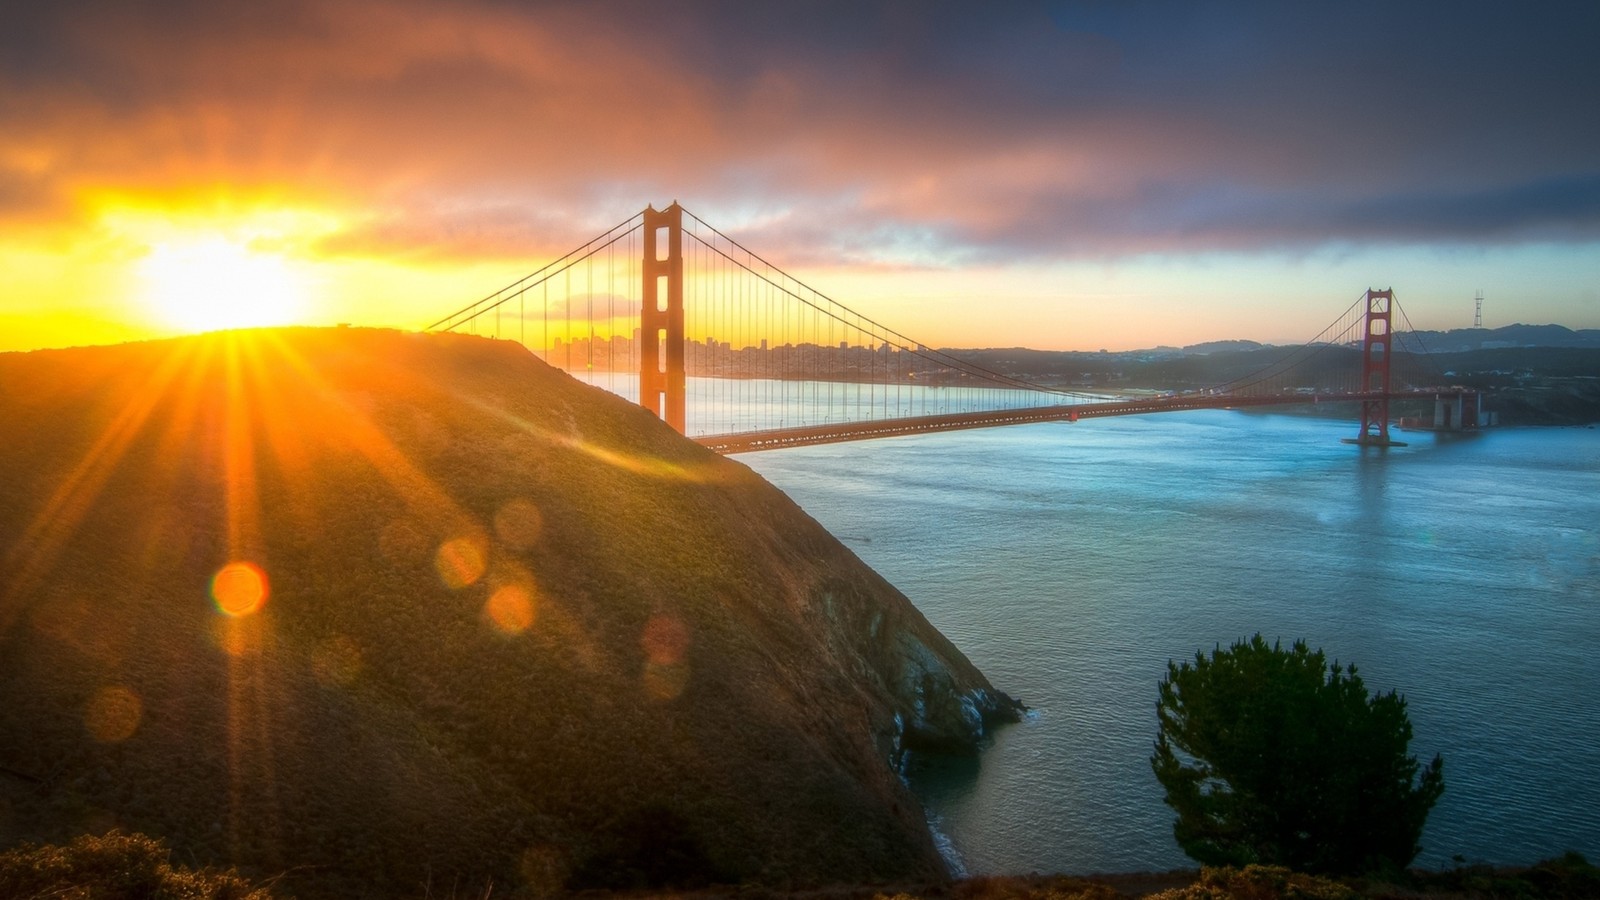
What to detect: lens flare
<box><xmin>641</xmin><ymin>613</ymin><xmax>689</xmax><ymax>665</ymax></box>
<box><xmin>84</xmin><ymin>685</ymin><xmax>143</xmax><ymax>743</ymax></box>
<box><xmin>212</xmin><ymin>561</ymin><xmax>269</xmax><ymax>616</ymax></box>
<box><xmin>640</xmin><ymin>614</ymin><xmax>691</xmax><ymax>700</ymax></box>
<box><xmin>436</xmin><ymin>537</ymin><xmax>487</xmax><ymax>589</ymax></box>
<box><xmin>642</xmin><ymin>661</ymin><xmax>689</xmax><ymax>700</ymax></box>
<box><xmin>485</xmin><ymin>584</ymin><xmax>537</xmax><ymax>635</ymax></box>
<box><xmin>211</xmin><ymin>614</ymin><xmax>268</xmax><ymax>657</ymax></box>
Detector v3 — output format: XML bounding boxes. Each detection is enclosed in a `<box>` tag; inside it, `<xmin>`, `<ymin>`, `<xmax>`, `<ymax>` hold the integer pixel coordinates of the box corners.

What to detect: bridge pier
<box><xmin>1398</xmin><ymin>391</ymin><xmax>1494</xmax><ymax>433</ymax></box>
<box><xmin>1433</xmin><ymin>390</ymin><xmax>1483</xmax><ymax>431</ymax></box>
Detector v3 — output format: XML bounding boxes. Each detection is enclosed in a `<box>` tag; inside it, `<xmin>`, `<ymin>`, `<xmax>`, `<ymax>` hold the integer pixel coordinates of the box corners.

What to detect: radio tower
<box><xmin>1475</xmin><ymin>290</ymin><xmax>1483</xmax><ymax>328</ymax></box>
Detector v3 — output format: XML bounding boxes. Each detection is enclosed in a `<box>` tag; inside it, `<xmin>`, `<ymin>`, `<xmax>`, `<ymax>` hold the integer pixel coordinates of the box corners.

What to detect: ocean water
<box><xmin>740</xmin><ymin>411</ymin><xmax>1600</xmax><ymax>875</ymax></box>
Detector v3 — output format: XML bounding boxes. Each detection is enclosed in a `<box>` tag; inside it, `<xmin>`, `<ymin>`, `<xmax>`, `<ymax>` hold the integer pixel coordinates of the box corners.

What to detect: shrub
<box><xmin>1147</xmin><ymin>865</ymin><xmax>1356</xmax><ymax>900</ymax></box>
<box><xmin>1151</xmin><ymin>635</ymin><xmax>1444</xmax><ymax>874</ymax></box>
<box><xmin>0</xmin><ymin>830</ymin><xmax>272</xmax><ymax>899</ymax></box>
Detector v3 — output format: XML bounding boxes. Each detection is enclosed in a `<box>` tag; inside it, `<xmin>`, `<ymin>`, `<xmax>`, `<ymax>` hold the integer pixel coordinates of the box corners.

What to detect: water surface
<box><xmin>742</xmin><ymin>412</ymin><xmax>1600</xmax><ymax>874</ymax></box>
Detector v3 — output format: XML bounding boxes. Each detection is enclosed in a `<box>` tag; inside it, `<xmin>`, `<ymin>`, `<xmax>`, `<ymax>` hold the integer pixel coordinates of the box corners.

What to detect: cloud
<box><xmin>3</xmin><ymin>0</ymin><xmax>1598</xmax><ymax>268</ymax></box>
<box><xmin>1338</xmin><ymin>174</ymin><xmax>1600</xmax><ymax>243</ymax></box>
<box><xmin>315</xmin><ymin>200</ymin><xmax>622</xmax><ymax>263</ymax></box>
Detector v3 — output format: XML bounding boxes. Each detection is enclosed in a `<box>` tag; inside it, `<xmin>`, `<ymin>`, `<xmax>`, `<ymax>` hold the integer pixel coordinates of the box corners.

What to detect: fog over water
<box><xmin>743</xmin><ymin>411</ymin><xmax>1600</xmax><ymax>875</ymax></box>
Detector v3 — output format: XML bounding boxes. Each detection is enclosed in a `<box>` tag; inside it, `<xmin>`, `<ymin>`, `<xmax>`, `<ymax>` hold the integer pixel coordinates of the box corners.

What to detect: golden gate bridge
<box><xmin>429</xmin><ymin>203</ymin><xmax>1484</xmax><ymax>454</ymax></box>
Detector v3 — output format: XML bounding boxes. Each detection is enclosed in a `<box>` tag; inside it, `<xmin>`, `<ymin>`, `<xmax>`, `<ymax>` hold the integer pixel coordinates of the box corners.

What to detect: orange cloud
<box><xmin>3</xmin><ymin>2</ymin><xmax>1597</xmax><ymax>352</ymax></box>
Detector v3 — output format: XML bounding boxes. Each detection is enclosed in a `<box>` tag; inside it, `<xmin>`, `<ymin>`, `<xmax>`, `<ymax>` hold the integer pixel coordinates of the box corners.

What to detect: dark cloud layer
<box><xmin>3</xmin><ymin>0</ymin><xmax>1597</xmax><ymax>264</ymax></box>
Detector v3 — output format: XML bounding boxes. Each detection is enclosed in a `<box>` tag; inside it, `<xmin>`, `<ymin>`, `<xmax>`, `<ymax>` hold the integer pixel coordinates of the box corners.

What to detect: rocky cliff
<box><xmin>0</xmin><ymin>328</ymin><xmax>1017</xmax><ymax>896</ymax></box>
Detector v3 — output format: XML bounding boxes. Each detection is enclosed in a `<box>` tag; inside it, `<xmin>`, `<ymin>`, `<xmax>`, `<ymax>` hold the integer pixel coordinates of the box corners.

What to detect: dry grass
<box><xmin>0</xmin><ymin>830</ymin><xmax>273</xmax><ymax>899</ymax></box>
<box><xmin>5</xmin><ymin>831</ymin><xmax>1593</xmax><ymax>900</ymax></box>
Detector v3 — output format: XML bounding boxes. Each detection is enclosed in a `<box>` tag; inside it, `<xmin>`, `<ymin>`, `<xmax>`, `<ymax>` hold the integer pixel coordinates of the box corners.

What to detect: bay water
<box><xmin>739</xmin><ymin>410</ymin><xmax>1600</xmax><ymax>875</ymax></box>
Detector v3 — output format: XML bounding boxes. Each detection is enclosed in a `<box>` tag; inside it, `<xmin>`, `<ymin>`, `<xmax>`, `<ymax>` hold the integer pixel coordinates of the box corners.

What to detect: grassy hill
<box><xmin>0</xmin><ymin>327</ymin><xmax>1018</xmax><ymax>897</ymax></box>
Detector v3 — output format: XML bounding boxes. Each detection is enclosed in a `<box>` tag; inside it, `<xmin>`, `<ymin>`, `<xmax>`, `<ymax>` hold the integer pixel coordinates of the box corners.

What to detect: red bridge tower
<box><xmin>640</xmin><ymin>203</ymin><xmax>686</xmax><ymax>433</ymax></box>
<box><xmin>1346</xmin><ymin>287</ymin><xmax>1407</xmax><ymax>447</ymax></box>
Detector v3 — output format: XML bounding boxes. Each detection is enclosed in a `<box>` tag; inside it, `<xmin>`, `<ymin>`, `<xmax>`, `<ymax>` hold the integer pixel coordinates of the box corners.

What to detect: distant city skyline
<box><xmin>3</xmin><ymin>2</ymin><xmax>1597</xmax><ymax>353</ymax></box>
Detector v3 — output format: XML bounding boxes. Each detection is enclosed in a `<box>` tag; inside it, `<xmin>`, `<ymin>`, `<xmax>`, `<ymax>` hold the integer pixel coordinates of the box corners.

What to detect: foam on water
<box><xmin>926</xmin><ymin>809</ymin><xmax>968</xmax><ymax>878</ymax></box>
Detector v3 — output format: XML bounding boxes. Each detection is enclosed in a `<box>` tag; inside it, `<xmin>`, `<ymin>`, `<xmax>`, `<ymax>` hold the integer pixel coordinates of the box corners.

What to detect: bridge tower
<box><xmin>641</xmin><ymin>203</ymin><xmax>686</xmax><ymax>432</ymax></box>
<box><xmin>1350</xmin><ymin>287</ymin><xmax>1404</xmax><ymax>447</ymax></box>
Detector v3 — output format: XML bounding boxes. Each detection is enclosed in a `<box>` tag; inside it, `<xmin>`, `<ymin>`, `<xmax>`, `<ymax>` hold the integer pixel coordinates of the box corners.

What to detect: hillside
<box><xmin>0</xmin><ymin>328</ymin><xmax>1019</xmax><ymax>897</ymax></box>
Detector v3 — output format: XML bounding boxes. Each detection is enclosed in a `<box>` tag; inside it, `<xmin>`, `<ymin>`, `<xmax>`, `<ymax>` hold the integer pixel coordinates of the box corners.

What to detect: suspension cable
<box><xmin>678</xmin><ymin>215</ymin><xmax>1094</xmax><ymax>400</ymax></box>
<box><xmin>428</xmin><ymin>212</ymin><xmax>644</xmax><ymax>332</ymax></box>
<box><xmin>1208</xmin><ymin>291</ymin><xmax>1369</xmax><ymax>394</ymax></box>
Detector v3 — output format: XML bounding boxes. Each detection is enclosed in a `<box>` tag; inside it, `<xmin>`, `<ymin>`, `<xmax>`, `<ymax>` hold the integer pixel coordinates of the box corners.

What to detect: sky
<box><xmin>2</xmin><ymin>0</ymin><xmax>1598</xmax><ymax>353</ymax></box>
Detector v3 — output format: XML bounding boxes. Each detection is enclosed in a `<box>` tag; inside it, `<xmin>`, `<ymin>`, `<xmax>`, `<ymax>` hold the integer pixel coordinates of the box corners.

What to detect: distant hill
<box><xmin>947</xmin><ymin>325</ymin><xmax>1600</xmax><ymax>374</ymax></box>
<box><xmin>1180</xmin><ymin>339</ymin><xmax>1265</xmax><ymax>355</ymax></box>
<box><xmin>1395</xmin><ymin>323</ymin><xmax>1600</xmax><ymax>352</ymax></box>
<box><xmin>0</xmin><ymin>328</ymin><xmax>1017</xmax><ymax>897</ymax></box>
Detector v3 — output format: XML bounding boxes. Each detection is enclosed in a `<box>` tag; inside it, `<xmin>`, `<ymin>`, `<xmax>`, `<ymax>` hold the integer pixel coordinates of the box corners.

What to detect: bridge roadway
<box><xmin>694</xmin><ymin>390</ymin><xmax>1447</xmax><ymax>454</ymax></box>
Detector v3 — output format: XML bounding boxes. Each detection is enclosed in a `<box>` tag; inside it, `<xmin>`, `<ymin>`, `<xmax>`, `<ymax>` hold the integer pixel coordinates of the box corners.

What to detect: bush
<box><xmin>1151</xmin><ymin>635</ymin><xmax>1443</xmax><ymax>874</ymax></box>
<box><xmin>1147</xmin><ymin>865</ymin><xmax>1356</xmax><ymax>900</ymax></box>
<box><xmin>1415</xmin><ymin>851</ymin><xmax>1600</xmax><ymax>899</ymax></box>
<box><xmin>0</xmin><ymin>831</ymin><xmax>272</xmax><ymax>899</ymax></box>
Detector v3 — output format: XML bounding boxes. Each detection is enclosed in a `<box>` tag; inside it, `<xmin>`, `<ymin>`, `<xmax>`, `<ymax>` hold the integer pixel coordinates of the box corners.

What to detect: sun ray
<box><xmin>245</xmin><ymin>331</ymin><xmax>483</xmax><ymax>536</ymax></box>
<box><xmin>221</xmin><ymin>334</ymin><xmax>266</xmax><ymax>561</ymax></box>
<box><xmin>228</xmin><ymin>340</ymin><xmax>327</xmax><ymax>545</ymax></box>
<box><xmin>453</xmin><ymin>389</ymin><xmax>717</xmax><ymax>483</ymax></box>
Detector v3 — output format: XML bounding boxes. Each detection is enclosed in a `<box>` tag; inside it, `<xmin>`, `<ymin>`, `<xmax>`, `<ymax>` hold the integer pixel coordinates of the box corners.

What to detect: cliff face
<box><xmin>0</xmin><ymin>328</ymin><xmax>1017</xmax><ymax>896</ymax></box>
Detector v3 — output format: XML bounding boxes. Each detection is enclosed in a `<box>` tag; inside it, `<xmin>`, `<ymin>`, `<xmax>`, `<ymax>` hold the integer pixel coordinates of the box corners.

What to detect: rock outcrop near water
<box><xmin>0</xmin><ymin>328</ymin><xmax>1017</xmax><ymax>896</ymax></box>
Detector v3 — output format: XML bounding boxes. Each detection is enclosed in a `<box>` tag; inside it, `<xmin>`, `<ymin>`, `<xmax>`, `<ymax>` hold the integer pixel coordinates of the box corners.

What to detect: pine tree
<box><xmin>1151</xmin><ymin>634</ymin><xmax>1444</xmax><ymax>874</ymax></box>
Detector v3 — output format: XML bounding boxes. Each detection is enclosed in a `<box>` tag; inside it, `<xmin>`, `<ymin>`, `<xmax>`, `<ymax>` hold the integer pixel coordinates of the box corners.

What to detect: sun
<box><xmin>139</xmin><ymin>237</ymin><xmax>311</xmax><ymax>333</ymax></box>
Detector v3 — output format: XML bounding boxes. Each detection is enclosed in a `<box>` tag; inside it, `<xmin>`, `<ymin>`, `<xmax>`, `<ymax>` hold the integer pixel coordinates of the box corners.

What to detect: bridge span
<box><xmin>694</xmin><ymin>390</ymin><xmax>1482</xmax><ymax>454</ymax></box>
<box><xmin>433</xmin><ymin>203</ymin><xmax>1485</xmax><ymax>453</ymax></box>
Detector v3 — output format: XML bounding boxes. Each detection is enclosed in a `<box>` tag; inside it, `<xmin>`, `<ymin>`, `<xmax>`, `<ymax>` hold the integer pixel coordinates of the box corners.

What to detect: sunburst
<box><xmin>139</xmin><ymin>237</ymin><xmax>310</xmax><ymax>333</ymax></box>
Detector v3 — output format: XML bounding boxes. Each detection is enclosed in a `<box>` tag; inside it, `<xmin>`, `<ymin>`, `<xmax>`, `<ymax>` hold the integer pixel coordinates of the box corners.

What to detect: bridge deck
<box><xmin>694</xmin><ymin>391</ymin><xmax>1448</xmax><ymax>454</ymax></box>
